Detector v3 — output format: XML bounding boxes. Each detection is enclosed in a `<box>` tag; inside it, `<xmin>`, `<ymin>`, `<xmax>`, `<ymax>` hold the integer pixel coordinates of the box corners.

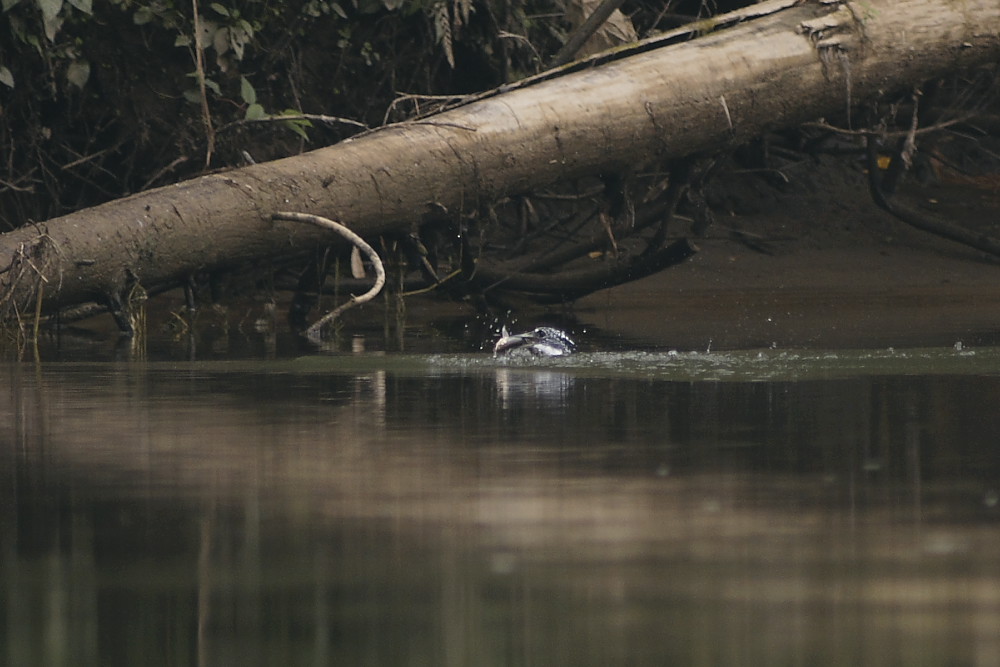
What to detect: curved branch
<box><xmin>864</xmin><ymin>137</ymin><xmax>1000</xmax><ymax>258</ymax></box>
<box><xmin>272</xmin><ymin>212</ymin><xmax>385</xmax><ymax>341</ymax></box>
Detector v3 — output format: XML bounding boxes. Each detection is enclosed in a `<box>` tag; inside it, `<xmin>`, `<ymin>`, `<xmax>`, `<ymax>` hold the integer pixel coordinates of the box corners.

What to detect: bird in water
<box><xmin>493</xmin><ymin>326</ymin><xmax>576</xmax><ymax>357</ymax></box>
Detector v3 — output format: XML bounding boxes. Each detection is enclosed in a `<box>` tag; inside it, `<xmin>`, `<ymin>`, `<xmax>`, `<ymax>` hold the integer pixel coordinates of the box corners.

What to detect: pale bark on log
<box><xmin>1</xmin><ymin>0</ymin><xmax>999</xmax><ymax>324</ymax></box>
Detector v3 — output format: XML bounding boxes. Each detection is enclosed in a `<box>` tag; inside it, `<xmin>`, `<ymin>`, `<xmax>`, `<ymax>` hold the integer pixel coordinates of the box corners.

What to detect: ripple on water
<box><xmin>424</xmin><ymin>345</ymin><xmax>1000</xmax><ymax>382</ymax></box>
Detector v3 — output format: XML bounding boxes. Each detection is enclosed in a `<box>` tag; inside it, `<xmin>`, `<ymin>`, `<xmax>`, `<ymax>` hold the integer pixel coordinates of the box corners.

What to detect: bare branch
<box><xmin>272</xmin><ymin>212</ymin><xmax>385</xmax><ymax>341</ymax></box>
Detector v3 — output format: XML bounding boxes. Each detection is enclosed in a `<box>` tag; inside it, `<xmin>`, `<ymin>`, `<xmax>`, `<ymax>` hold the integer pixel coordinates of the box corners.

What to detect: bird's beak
<box><xmin>493</xmin><ymin>330</ymin><xmax>540</xmax><ymax>356</ymax></box>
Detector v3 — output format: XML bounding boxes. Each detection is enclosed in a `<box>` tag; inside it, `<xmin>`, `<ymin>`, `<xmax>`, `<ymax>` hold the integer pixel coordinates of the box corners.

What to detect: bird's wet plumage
<box><xmin>493</xmin><ymin>326</ymin><xmax>576</xmax><ymax>357</ymax></box>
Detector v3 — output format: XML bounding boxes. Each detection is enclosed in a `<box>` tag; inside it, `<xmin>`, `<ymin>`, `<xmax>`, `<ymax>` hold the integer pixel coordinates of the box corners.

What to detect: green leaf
<box><xmin>0</xmin><ymin>66</ymin><xmax>14</xmax><ymax>89</ymax></box>
<box><xmin>212</xmin><ymin>25</ymin><xmax>229</xmax><ymax>55</ymax></box>
<box><xmin>244</xmin><ymin>103</ymin><xmax>265</xmax><ymax>120</ymax></box>
<box><xmin>237</xmin><ymin>18</ymin><xmax>253</xmax><ymax>38</ymax></box>
<box><xmin>66</xmin><ymin>0</ymin><xmax>91</xmax><ymax>14</ymax></box>
<box><xmin>26</xmin><ymin>32</ymin><xmax>41</xmax><ymax>53</ymax></box>
<box><xmin>229</xmin><ymin>20</ymin><xmax>251</xmax><ymax>59</ymax></box>
<box><xmin>281</xmin><ymin>108</ymin><xmax>308</xmax><ymax>119</ymax></box>
<box><xmin>279</xmin><ymin>110</ymin><xmax>312</xmax><ymax>141</ymax></box>
<box><xmin>174</xmin><ymin>34</ymin><xmax>191</xmax><ymax>47</ymax></box>
<box><xmin>42</xmin><ymin>11</ymin><xmax>63</xmax><ymax>41</ymax></box>
<box><xmin>196</xmin><ymin>19</ymin><xmax>218</xmax><ymax>50</ymax></box>
<box><xmin>133</xmin><ymin>6</ymin><xmax>153</xmax><ymax>24</ymax></box>
<box><xmin>187</xmin><ymin>72</ymin><xmax>221</xmax><ymax>96</ymax></box>
<box><xmin>2</xmin><ymin>0</ymin><xmax>21</xmax><ymax>11</ymax></box>
<box><xmin>182</xmin><ymin>88</ymin><xmax>201</xmax><ymax>104</ymax></box>
<box><xmin>239</xmin><ymin>75</ymin><xmax>255</xmax><ymax>105</ymax></box>
<box><xmin>209</xmin><ymin>2</ymin><xmax>228</xmax><ymax>16</ymax></box>
<box><xmin>37</xmin><ymin>0</ymin><xmax>62</xmax><ymax>21</ymax></box>
<box><xmin>66</xmin><ymin>58</ymin><xmax>89</xmax><ymax>88</ymax></box>
<box><xmin>283</xmin><ymin>120</ymin><xmax>309</xmax><ymax>141</ymax></box>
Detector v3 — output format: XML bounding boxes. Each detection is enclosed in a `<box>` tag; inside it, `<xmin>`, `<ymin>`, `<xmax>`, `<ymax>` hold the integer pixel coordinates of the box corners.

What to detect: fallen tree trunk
<box><xmin>2</xmin><ymin>0</ymin><xmax>999</xmax><ymax>328</ymax></box>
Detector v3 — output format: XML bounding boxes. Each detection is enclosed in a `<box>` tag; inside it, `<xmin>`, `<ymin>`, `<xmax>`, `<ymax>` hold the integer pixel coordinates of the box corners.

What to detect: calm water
<box><xmin>3</xmin><ymin>338</ymin><xmax>1000</xmax><ymax>666</ymax></box>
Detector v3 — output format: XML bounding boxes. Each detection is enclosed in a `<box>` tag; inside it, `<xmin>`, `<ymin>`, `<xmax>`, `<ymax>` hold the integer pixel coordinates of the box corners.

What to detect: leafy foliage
<box><xmin>0</xmin><ymin>0</ymin><xmax>434</xmax><ymax>226</ymax></box>
<box><xmin>3</xmin><ymin>0</ymin><xmax>993</xmax><ymax>235</ymax></box>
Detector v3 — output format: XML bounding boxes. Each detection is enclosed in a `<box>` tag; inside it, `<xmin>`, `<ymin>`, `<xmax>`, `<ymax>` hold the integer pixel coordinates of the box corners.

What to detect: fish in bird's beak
<box><xmin>493</xmin><ymin>326</ymin><xmax>576</xmax><ymax>357</ymax></box>
<box><xmin>493</xmin><ymin>327</ymin><xmax>543</xmax><ymax>356</ymax></box>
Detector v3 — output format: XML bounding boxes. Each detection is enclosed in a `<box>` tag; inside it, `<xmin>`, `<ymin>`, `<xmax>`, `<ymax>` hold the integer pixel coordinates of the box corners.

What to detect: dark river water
<box><xmin>3</xmin><ymin>320</ymin><xmax>1000</xmax><ymax>666</ymax></box>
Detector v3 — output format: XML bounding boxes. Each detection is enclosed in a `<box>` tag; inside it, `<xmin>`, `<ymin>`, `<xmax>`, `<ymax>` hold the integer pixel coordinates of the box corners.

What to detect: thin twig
<box><xmin>497</xmin><ymin>31</ymin><xmax>544</xmax><ymax>68</ymax></box>
<box><xmin>191</xmin><ymin>0</ymin><xmax>215</xmax><ymax>169</ymax></box>
<box><xmin>60</xmin><ymin>148</ymin><xmax>110</xmax><ymax>170</ymax></box>
<box><xmin>216</xmin><ymin>114</ymin><xmax>368</xmax><ymax>134</ymax></box>
<box><xmin>383</xmin><ymin>92</ymin><xmax>472</xmax><ymax>124</ymax></box>
<box><xmin>140</xmin><ymin>156</ymin><xmax>190</xmax><ymax>191</ymax></box>
<box><xmin>406</xmin><ymin>120</ymin><xmax>478</xmax><ymax>131</ymax></box>
<box><xmin>801</xmin><ymin>116</ymin><xmax>971</xmax><ymax>138</ymax></box>
<box><xmin>0</xmin><ymin>172</ymin><xmax>37</xmax><ymax>193</ymax></box>
<box><xmin>400</xmin><ymin>268</ymin><xmax>462</xmax><ymax>297</ymax></box>
<box><xmin>272</xmin><ymin>211</ymin><xmax>385</xmax><ymax>341</ymax></box>
<box><xmin>32</xmin><ymin>282</ymin><xmax>43</xmax><ymax>343</ymax></box>
<box><xmin>550</xmin><ymin>0</ymin><xmax>629</xmax><ymax>68</ymax></box>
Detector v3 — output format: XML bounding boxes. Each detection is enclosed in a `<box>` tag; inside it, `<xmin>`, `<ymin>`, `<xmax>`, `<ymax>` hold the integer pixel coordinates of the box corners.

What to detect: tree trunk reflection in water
<box><xmin>1</xmin><ymin>361</ymin><xmax>999</xmax><ymax>665</ymax></box>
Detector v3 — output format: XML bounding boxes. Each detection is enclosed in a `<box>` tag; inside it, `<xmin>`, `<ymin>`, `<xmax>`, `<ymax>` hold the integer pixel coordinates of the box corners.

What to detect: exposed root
<box><xmin>865</xmin><ymin>121</ymin><xmax>1000</xmax><ymax>258</ymax></box>
<box><xmin>272</xmin><ymin>211</ymin><xmax>385</xmax><ymax>342</ymax></box>
<box><xmin>0</xmin><ymin>231</ymin><xmax>62</xmax><ymax>347</ymax></box>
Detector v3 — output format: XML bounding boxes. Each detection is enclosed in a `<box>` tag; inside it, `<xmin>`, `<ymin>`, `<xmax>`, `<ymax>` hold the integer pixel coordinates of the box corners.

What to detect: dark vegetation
<box><xmin>2</xmin><ymin>0</ymin><xmax>655</xmax><ymax>225</ymax></box>
<box><xmin>2</xmin><ymin>0</ymin><xmax>999</xmax><ymax>328</ymax></box>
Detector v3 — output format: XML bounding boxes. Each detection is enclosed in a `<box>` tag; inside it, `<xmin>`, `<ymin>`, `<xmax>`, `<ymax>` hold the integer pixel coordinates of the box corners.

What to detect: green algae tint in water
<box><xmin>2</xmin><ymin>352</ymin><xmax>1000</xmax><ymax>666</ymax></box>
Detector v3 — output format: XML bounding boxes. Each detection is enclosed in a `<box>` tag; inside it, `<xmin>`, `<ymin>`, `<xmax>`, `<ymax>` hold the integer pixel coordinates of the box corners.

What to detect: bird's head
<box><xmin>493</xmin><ymin>326</ymin><xmax>576</xmax><ymax>357</ymax></box>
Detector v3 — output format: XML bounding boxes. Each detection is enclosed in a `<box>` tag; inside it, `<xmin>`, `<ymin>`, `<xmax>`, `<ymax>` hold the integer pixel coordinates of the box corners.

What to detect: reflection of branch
<box><xmin>272</xmin><ymin>212</ymin><xmax>385</xmax><ymax>341</ymax></box>
<box><xmin>197</xmin><ymin>506</ymin><xmax>214</xmax><ymax>667</ymax></box>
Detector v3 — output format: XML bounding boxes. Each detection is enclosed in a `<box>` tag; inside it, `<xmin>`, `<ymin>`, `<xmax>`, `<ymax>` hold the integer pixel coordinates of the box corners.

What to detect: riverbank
<box><xmin>576</xmin><ymin>162</ymin><xmax>1000</xmax><ymax>350</ymax></box>
<box><xmin>29</xmin><ymin>158</ymin><xmax>1000</xmax><ymax>358</ymax></box>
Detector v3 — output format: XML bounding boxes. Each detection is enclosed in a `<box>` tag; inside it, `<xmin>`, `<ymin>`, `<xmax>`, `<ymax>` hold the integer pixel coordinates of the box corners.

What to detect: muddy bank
<box><xmin>578</xmin><ymin>244</ymin><xmax>1000</xmax><ymax>350</ymax></box>
<box><xmin>27</xmin><ymin>160</ymin><xmax>1000</xmax><ymax>358</ymax></box>
<box><xmin>578</xmin><ymin>164</ymin><xmax>1000</xmax><ymax>350</ymax></box>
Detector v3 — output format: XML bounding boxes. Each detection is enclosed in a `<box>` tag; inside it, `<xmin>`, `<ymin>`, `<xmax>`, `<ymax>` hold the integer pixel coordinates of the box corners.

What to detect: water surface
<box><xmin>3</xmin><ymin>345</ymin><xmax>1000</xmax><ymax>666</ymax></box>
